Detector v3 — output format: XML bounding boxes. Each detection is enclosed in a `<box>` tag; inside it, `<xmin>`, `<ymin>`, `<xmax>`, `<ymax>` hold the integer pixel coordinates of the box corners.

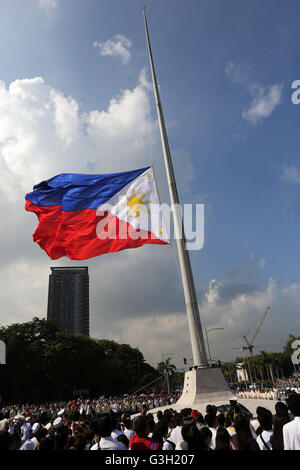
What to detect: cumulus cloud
<box><xmin>242</xmin><ymin>83</ymin><xmax>283</xmax><ymax>125</ymax></box>
<box><xmin>197</xmin><ymin>277</ymin><xmax>284</xmax><ymax>362</ymax></box>
<box><xmin>105</xmin><ymin>262</ymin><xmax>300</xmax><ymax>366</ymax></box>
<box><xmin>281</xmin><ymin>283</ymin><xmax>300</xmax><ymax>307</ymax></box>
<box><xmin>0</xmin><ymin>72</ymin><xmax>162</xmax><ymax>202</ymax></box>
<box><xmin>225</xmin><ymin>61</ymin><xmax>283</xmax><ymax>125</ymax></box>
<box><xmin>93</xmin><ymin>35</ymin><xmax>132</xmax><ymax>64</ymax></box>
<box><xmin>0</xmin><ymin>260</ymin><xmax>49</xmax><ymax>326</ymax></box>
<box><xmin>50</xmin><ymin>89</ymin><xmax>80</xmax><ymax>146</ymax></box>
<box><xmin>282</xmin><ymin>165</ymin><xmax>300</xmax><ymax>184</ymax></box>
<box><xmin>109</xmin><ymin>314</ymin><xmax>190</xmax><ymax>367</ymax></box>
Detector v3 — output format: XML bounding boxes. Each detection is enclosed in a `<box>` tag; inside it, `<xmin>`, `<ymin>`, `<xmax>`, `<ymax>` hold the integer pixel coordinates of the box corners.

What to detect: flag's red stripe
<box><xmin>25</xmin><ymin>200</ymin><xmax>167</xmax><ymax>260</ymax></box>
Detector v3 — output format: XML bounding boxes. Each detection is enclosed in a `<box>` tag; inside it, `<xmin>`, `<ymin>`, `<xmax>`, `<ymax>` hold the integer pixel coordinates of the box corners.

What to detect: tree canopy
<box><xmin>0</xmin><ymin>318</ymin><xmax>158</xmax><ymax>402</ymax></box>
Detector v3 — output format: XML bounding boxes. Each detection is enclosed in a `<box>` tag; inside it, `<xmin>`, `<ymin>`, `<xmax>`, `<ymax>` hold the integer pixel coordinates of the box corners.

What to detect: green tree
<box><xmin>0</xmin><ymin>318</ymin><xmax>157</xmax><ymax>402</ymax></box>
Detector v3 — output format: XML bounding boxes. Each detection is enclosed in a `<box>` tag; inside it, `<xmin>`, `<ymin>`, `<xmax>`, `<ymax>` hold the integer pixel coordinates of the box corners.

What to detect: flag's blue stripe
<box><xmin>25</xmin><ymin>167</ymin><xmax>150</xmax><ymax>212</ymax></box>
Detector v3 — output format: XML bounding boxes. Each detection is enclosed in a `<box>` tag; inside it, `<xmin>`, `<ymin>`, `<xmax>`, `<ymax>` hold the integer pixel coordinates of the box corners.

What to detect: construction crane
<box><xmin>233</xmin><ymin>306</ymin><xmax>271</xmax><ymax>356</ymax></box>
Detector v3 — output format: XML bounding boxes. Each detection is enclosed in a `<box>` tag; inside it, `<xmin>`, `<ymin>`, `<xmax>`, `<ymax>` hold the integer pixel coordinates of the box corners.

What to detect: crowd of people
<box><xmin>233</xmin><ymin>377</ymin><xmax>300</xmax><ymax>400</ymax></box>
<box><xmin>0</xmin><ymin>393</ymin><xmax>179</xmax><ymax>420</ymax></box>
<box><xmin>0</xmin><ymin>392</ymin><xmax>299</xmax><ymax>451</ymax></box>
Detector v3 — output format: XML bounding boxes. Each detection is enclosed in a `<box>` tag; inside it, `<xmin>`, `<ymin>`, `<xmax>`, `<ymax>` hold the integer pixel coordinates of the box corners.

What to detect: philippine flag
<box><xmin>25</xmin><ymin>167</ymin><xmax>169</xmax><ymax>260</ymax></box>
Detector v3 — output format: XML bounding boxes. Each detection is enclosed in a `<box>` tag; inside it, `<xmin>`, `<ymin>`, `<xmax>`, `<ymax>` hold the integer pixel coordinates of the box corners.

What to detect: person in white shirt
<box><xmin>256</xmin><ymin>408</ymin><xmax>273</xmax><ymax>450</ymax></box>
<box><xmin>90</xmin><ymin>415</ymin><xmax>126</xmax><ymax>450</ymax></box>
<box><xmin>123</xmin><ymin>418</ymin><xmax>135</xmax><ymax>441</ymax></box>
<box><xmin>154</xmin><ymin>419</ymin><xmax>175</xmax><ymax>450</ymax></box>
<box><xmin>154</xmin><ymin>399</ymin><xmax>159</xmax><ymax>408</ymax></box>
<box><xmin>111</xmin><ymin>428</ymin><xmax>124</xmax><ymax>440</ymax></box>
<box><xmin>111</xmin><ymin>415</ymin><xmax>125</xmax><ymax>440</ymax></box>
<box><xmin>204</xmin><ymin>413</ymin><xmax>217</xmax><ymax>450</ymax></box>
<box><xmin>16</xmin><ymin>416</ymin><xmax>30</xmax><ymax>443</ymax></box>
<box><xmin>169</xmin><ymin>414</ymin><xmax>184</xmax><ymax>445</ymax></box>
<box><xmin>283</xmin><ymin>394</ymin><xmax>300</xmax><ymax>450</ymax></box>
<box><xmin>19</xmin><ymin>438</ymin><xmax>35</xmax><ymax>451</ymax></box>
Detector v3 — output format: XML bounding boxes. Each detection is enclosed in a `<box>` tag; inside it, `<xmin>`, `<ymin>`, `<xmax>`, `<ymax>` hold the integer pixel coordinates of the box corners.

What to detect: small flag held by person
<box><xmin>25</xmin><ymin>167</ymin><xmax>169</xmax><ymax>260</ymax></box>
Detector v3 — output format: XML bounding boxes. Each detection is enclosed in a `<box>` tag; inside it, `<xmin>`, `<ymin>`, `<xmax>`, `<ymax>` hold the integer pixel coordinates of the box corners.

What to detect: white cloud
<box><xmin>110</xmin><ymin>314</ymin><xmax>190</xmax><ymax>367</ymax></box>
<box><xmin>281</xmin><ymin>283</ymin><xmax>300</xmax><ymax>307</ymax></box>
<box><xmin>93</xmin><ymin>34</ymin><xmax>132</xmax><ymax>64</ymax></box>
<box><xmin>282</xmin><ymin>165</ymin><xmax>300</xmax><ymax>184</ymax></box>
<box><xmin>0</xmin><ymin>259</ymin><xmax>49</xmax><ymax>326</ymax></box>
<box><xmin>106</xmin><ymin>271</ymin><xmax>300</xmax><ymax>366</ymax></box>
<box><xmin>198</xmin><ymin>278</ymin><xmax>280</xmax><ymax>361</ymax></box>
<box><xmin>50</xmin><ymin>89</ymin><xmax>80</xmax><ymax>146</ymax></box>
<box><xmin>0</xmin><ymin>72</ymin><xmax>160</xmax><ymax>202</ymax></box>
<box><xmin>225</xmin><ymin>61</ymin><xmax>283</xmax><ymax>125</ymax></box>
<box><xmin>38</xmin><ymin>0</ymin><xmax>58</xmax><ymax>11</ymax></box>
<box><xmin>242</xmin><ymin>84</ymin><xmax>283</xmax><ymax>125</ymax></box>
<box><xmin>200</xmin><ymin>277</ymin><xmax>276</xmax><ymax>332</ymax></box>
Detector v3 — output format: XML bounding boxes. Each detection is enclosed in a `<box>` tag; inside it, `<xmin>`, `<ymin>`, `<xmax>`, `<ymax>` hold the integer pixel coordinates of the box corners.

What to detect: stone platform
<box><xmin>176</xmin><ymin>367</ymin><xmax>235</xmax><ymax>406</ymax></box>
<box><xmin>133</xmin><ymin>368</ymin><xmax>277</xmax><ymax>419</ymax></box>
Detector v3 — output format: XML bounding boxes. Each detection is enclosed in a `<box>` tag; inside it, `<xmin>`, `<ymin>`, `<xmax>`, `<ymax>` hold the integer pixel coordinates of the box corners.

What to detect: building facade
<box><xmin>47</xmin><ymin>267</ymin><xmax>89</xmax><ymax>336</ymax></box>
<box><xmin>236</xmin><ymin>362</ymin><xmax>249</xmax><ymax>382</ymax></box>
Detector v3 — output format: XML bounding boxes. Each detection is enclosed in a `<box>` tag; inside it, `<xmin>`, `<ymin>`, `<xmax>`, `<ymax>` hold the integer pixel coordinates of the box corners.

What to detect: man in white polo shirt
<box><xmin>90</xmin><ymin>415</ymin><xmax>126</xmax><ymax>450</ymax></box>
<box><xmin>283</xmin><ymin>394</ymin><xmax>300</xmax><ymax>450</ymax></box>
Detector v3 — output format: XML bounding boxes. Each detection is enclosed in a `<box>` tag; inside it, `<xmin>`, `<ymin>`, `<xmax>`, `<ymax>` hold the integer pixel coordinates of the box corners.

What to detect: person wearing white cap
<box><xmin>53</xmin><ymin>417</ymin><xmax>64</xmax><ymax>430</ymax></box>
<box><xmin>53</xmin><ymin>417</ymin><xmax>69</xmax><ymax>451</ymax></box>
<box><xmin>15</xmin><ymin>415</ymin><xmax>29</xmax><ymax>444</ymax></box>
<box><xmin>229</xmin><ymin>397</ymin><xmax>238</xmax><ymax>405</ymax></box>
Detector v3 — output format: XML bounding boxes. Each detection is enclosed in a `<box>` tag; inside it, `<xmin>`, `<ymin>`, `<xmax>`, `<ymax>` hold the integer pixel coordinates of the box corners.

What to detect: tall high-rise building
<box><xmin>47</xmin><ymin>267</ymin><xmax>89</xmax><ymax>336</ymax></box>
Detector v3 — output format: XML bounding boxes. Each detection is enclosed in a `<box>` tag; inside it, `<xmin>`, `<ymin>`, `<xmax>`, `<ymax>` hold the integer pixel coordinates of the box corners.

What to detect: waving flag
<box><xmin>25</xmin><ymin>167</ymin><xmax>169</xmax><ymax>260</ymax></box>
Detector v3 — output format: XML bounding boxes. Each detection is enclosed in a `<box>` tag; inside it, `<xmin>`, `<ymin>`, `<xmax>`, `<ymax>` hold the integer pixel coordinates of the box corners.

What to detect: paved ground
<box><xmin>132</xmin><ymin>398</ymin><xmax>277</xmax><ymax>419</ymax></box>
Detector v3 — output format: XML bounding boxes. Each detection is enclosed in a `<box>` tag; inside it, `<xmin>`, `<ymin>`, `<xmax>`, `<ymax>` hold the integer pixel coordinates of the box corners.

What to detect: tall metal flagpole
<box><xmin>143</xmin><ymin>8</ymin><xmax>209</xmax><ymax>368</ymax></box>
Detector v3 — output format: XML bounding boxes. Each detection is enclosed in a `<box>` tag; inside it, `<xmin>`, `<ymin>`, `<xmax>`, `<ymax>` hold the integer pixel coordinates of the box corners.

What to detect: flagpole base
<box><xmin>175</xmin><ymin>367</ymin><xmax>235</xmax><ymax>408</ymax></box>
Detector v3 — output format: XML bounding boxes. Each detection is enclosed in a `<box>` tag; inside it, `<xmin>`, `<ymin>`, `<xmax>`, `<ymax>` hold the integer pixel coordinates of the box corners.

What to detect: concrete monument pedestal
<box><xmin>175</xmin><ymin>367</ymin><xmax>235</xmax><ymax>408</ymax></box>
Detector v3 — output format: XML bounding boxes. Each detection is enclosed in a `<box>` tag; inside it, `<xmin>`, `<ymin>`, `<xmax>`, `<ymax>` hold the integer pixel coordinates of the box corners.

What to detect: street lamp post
<box><xmin>205</xmin><ymin>328</ymin><xmax>224</xmax><ymax>367</ymax></box>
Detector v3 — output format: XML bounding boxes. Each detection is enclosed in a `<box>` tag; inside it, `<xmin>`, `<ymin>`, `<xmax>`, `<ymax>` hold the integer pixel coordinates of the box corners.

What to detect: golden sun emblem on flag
<box><xmin>126</xmin><ymin>189</ymin><xmax>152</xmax><ymax>220</ymax></box>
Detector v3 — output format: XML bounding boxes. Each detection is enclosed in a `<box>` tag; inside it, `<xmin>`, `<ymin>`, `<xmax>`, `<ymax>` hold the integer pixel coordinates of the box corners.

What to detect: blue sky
<box><xmin>0</xmin><ymin>0</ymin><xmax>299</xmax><ymax>368</ymax></box>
